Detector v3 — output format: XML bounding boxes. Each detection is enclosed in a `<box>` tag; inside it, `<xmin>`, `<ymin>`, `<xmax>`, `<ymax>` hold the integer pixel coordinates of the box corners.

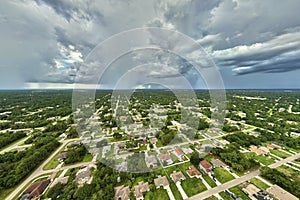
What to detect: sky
<box><xmin>1</xmin><ymin>0</ymin><xmax>300</xmax><ymax>89</ymax></box>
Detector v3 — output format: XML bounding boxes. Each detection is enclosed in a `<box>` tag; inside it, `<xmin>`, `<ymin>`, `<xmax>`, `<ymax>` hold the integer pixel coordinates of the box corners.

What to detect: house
<box><xmin>199</xmin><ymin>160</ymin><xmax>212</xmax><ymax>174</ymax></box>
<box><xmin>154</xmin><ymin>176</ymin><xmax>169</xmax><ymax>189</ymax></box>
<box><xmin>145</xmin><ymin>155</ymin><xmax>158</xmax><ymax>169</ymax></box>
<box><xmin>159</xmin><ymin>153</ymin><xmax>173</xmax><ymax>165</ymax></box>
<box><xmin>267</xmin><ymin>143</ymin><xmax>282</xmax><ymax>150</ymax></box>
<box><xmin>250</xmin><ymin>147</ymin><xmax>269</xmax><ymax>155</ymax></box>
<box><xmin>170</xmin><ymin>171</ymin><xmax>186</xmax><ymax>183</ymax></box>
<box><xmin>210</xmin><ymin>158</ymin><xmax>227</xmax><ymax>168</ymax></box>
<box><xmin>56</xmin><ymin>151</ymin><xmax>68</xmax><ymax>161</ymax></box>
<box><xmin>134</xmin><ymin>181</ymin><xmax>150</xmax><ymax>200</ymax></box>
<box><xmin>181</xmin><ymin>147</ymin><xmax>193</xmax><ymax>155</ymax></box>
<box><xmin>114</xmin><ymin>185</ymin><xmax>130</xmax><ymax>200</ymax></box>
<box><xmin>242</xmin><ymin>184</ymin><xmax>261</xmax><ymax>199</ymax></box>
<box><xmin>267</xmin><ymin>184</ymin><xmax>298</xmax><ymax>200</ymax></box>
<box><xmin>21</xmin><ymin>179</ymin><xmax>51</xmax><ymax>199</ymax></box>
<box><xmin>186</xmin><ymin>165</ymin><xmax>201</xmax><ymax>178</ymax></box>
<box><xmin>174</xmin><ymin>148</ymin><xmax>184</xmax><ymax>157</ymax></box>
<box><xmin>75</xmin><ymin>164</ymin><xmax>96</xmax><ymax>187</ymax></box>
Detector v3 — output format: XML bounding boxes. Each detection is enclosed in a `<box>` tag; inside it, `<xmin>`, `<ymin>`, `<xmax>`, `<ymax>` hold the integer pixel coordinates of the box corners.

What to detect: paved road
<box><xmin>0</xmin><ymin>136</ymin><xmax>30</xmax><ymax>154</ymax></box>
<box><xmin>6</xmin><ymin>138</ymin><xmax>80</xmax><ymax>200</ymax></box>
<box><xmin>188</xmin><ymin>153</ymin><xmax>300</xmax><ymax>200</ymax></box>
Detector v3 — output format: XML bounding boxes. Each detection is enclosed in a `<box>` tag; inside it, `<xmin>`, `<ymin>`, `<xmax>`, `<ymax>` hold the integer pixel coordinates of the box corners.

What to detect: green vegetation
<box><xmin>144</xmin><ymin>188</ymin><xmax>169</xmax><ymax>200</ymax></box>
<box><xmin>213</xmin><ymin>168</ymin><xmax>235</xmax><ymax>183</ymax></box>
<box><xmin>260</xmin><ymin>167</ymin><xmax>300</xmax><ymax>198</ymax></box>
<box><xmin>254</xmin><ymin>155</ymin><xmax>275</xmax><ymax>166</ymax></box>
<box><xmin>202</xmin><ymin>174</ymin><xmax>217</xmax><ymax>187</ymax></box>
<box><xmin>204</xmin><ymin>195</ymin><xmax>218</xmax><ymax>200</ymax></box>
<box><xmin>212</xmin><ymin>145</ymin><xmax>259</xmax><ymax>173</ymax></box>
<box><xmin>170</xmin><ymin>182</ymin><xmax>183</xmax><ymax>200</ymax></box>
<box><xmin>181</xmin><ymin>178</ymin><xmax>207</xmax><ymax>197</ymax></box>
<box><xmin>229</xmin><ymin>186</ymin><xmax>251</xmax><ymax>200</ymax></box>
<box><xmin>0</xmin><ymin>131</ymin><xmax>26</xmax><ymax>149</ymax></box>
<box><xmin>219</xmin><ymin>191</ymin><xmax>232</xmax><ymax>200</ymax></box>
<box><xmin>64</xmin><ymin>144</ymin><xmax>90</xmax><ymax>165</ymax></box>
<box><xmin>250</xmin><ymin>178</ymin><xmax>270</xmax><ymax>190</ymax></box>
<box><xmin>269</xmin><ymin>149</ymin><xmax>290</xmax><ymax>158</ymax></box>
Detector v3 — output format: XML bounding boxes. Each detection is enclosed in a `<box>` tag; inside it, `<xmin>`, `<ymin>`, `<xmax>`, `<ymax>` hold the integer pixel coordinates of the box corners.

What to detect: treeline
<box><xmin>0</xmin><ymin>136</ymin><xmax>60</xmax><ymax>190</ymax></box>
<box><xmin>212</xmin><ymin>145</ymin><xmax>259</xmax><ymax>172</ymax></box>
<box><xmin>64</xmin><ymin>144</ymin><xmax>88</xmax><ymax>164</ymax></box>
<box><xmin>0</xmin><ymin>131</ymin><xmax>26</xmax><ymax>148</ymax></box>
<box><xmin>223</xmin><ymin>129</ymin><xmax>300</xmax><ymax>150</ymax></box>
<box><xmin>260</xmin><ymin>167</ymin><xmax>300</xmax><ymax>198</ymax></box>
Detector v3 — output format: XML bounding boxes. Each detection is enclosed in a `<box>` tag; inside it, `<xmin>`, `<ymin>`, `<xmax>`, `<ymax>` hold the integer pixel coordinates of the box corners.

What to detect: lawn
<box><xmin>219</xmin><ymin>191</ymin><xmax>232</xmax><ymax>200</ymax></box>
<box><xmin>254</xmin><ymin>155</ymin><xmax>275</xmax><ymax>166</ymax></box>
<box><xmin>270</xmin><ymin>149</ymin><xmax>290</xmax><ymax>158</ymax></box>
<box><xmin>213</xmin><ymin>168</ymin><xmax>235</xmax><ymax>183</ymax></box>
<box><xmin>277</xmin><ymin>165</ymin><xmax>300</xmax><ymax>181</ymax></box>
<box><xmin>43</xmin><ymin>158</ymin><xmax>60</xmax><ymax>170</ymax></box>
<box><xmin>250</xmin><ymin>178</ymin><xmax>270</xmax><ymax>190</ymax></box>
<box><xmin>170</xmin><ymin>182</ymin><xmax>183</xmax><ymax>200</ymax></box>
<box><xmin>229</xmin><ymin>186</ymin><xmax>251</xmax><ymax>200</ymax></box>
<box><xmin>204</xmin><ymin>195</ymin><xmax>218</xmax><ymax>200</ymax></box>
<box><xmin>181</xmin><ymin>178</ymin><xmax>207</xmax><ymax>197</ymax></box>
<box><xmin>202</xmin><ymin>174</ymin><xmax>217</xmax><ymax>187</ymax></box>
<box><xmin>144</xmin><ymin>188</ymin><xmax>170</xmax><ymax>200</ymax></box>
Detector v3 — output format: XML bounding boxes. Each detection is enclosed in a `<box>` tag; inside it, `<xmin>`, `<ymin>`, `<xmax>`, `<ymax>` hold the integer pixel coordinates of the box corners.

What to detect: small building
<box><xmin>159</xmin><ymin>153</ymin><xmax>173</xmax><ymax>165</ymax></box>
<box><xmin>170</xmin><ymin>171</ymin><xmax>186</xmax><ymax>183</ymax></box>
<box><xmin>145</xmin><ymin>155</ymin><xmax>158</xmax><ymax>169</ymax></box>
<box><xmin>199</xmin><ymin>160</ymin><xmax>212</xmax><ymax>174</ymax></box>
<box><xmin>267</xmin><ymin>143</ymin><xmax>282</xmax><ymax>150</ymax></box>
<box><xmin>21</xmin><ymin>179</ymin><xmax>51</xmax><ymax>199</ymax></box>
<box><xmin>134</xmin><ymin>181</ymin><xmax>150</xmax><ymax>200</ymax></box>
<box><xmin>75</xmin><ymin>164</ymin><xmax>96</xmax><ymax>187</ymax></box>
<box><xmin>50</xmin><ymin>176</ymin><xmax>69</xmax><ymax>188</ymax></box>
<box><xmin>186</xmin><ymin>165</ymin><xmax>201</xmax><ymax>178</ymax></box>
<box><xmin>266</xmin><ymin>184</ymin><xmax>298</xmax><ymax>200</ymax></box>
<box><xmin>211</xmin><ymin>158</ymin><xmax>227</xmax><ymax>168</ymax></box>
<box><xmin>56</xmin><ymin>151</ymin><xmax>67</xmax><ymax>161</ymax></box>
<box><xmin>242</xmin><ymin>184</ymin><xmax>261</xmax><ymax>199</ymax></box>
<box><xmin>114</xmin><ymin>185</ymin><xmax>130</xmax><ymax>200</ymax></box>
<box><xmin>174</xmin><ymin>148</ymin><xmax>184</xmax><ymax>157</ymax></box>
<box><xmin>250</xmin><ymin>147</ymin><xmax>269</xmax><ymax>155</ymax></box>
<box><xmin>154</xmin><ymin>175</ymin><xmax>169</xmax><ymax>189</ymax></box>
<box><xmin>181</xmin><ymin>147</ymin><xmax>193</xmax><ymax>155</ymax></box>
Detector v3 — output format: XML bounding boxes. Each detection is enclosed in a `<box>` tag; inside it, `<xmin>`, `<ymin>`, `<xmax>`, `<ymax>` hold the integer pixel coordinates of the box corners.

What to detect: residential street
<box><xmin>188</xmin><ymin>153</ymin><xmax>300</xmax><ymax>200</ymax></box>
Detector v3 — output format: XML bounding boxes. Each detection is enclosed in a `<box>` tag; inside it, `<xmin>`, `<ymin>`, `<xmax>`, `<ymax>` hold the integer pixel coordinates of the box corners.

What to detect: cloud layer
<box><xmin>0</xmin><ymin>0</ymin><xmax>300</xmax><ymax>89</ymax></box>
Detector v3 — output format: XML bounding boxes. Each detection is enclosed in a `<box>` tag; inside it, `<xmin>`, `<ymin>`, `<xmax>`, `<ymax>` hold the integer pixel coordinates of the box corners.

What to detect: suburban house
<box><xmin>267</xmin><ymin>143</ymin><xmax>282</xmax><ymax>149</ymax></box>
<box><xmin>56</xmin><ymin>151</ymin><xmax>67</xmax><ymax>161</ymax></box>
<box><xmin>210</xmin><ymin>158</ymin><xmax>227</xmax><ymax>168</ymax></box>
<box><xmin>242</xmin><ymin>184</ymin><xmax>261</xmax><ymax>199</ymax></box>
<box><xmin>145</xmin><ymin>155</ymin><xmax>158</xmax><ymax>169</ymax></box>
<box><xmin>154</xmin><ymin>175</ymin><xmax>169</xmax><ymax>189</ymax></box>
<box><xmin>21</xmin><ymin>179</ymin><xmax>51</xmax><ymax>200</ymax></box>
<box><xmin>267</xmin><ymin>185</ymin><xmax>298</xmax><ymax>200</ymax></box>
<box><xmin>186</xmin><ymin>165</ymin><xmax>201</xmax><ymax>178</ymax></box>
<box><xmin>170</xmin><ymin>171</ymin><xmax>186</xmax><ymax>183</ymax></box>
<box><xmin>75</xmin><ymin>164</ymin><xmax>96</xmax><ymax>187</ymax></box>
<box><xmin>134</xmin><ymin>181</ymin><xmax>150</xmax><ymax>200</ymax></box>
<box><xmin>199</xmin><ymin>160</ymin><xmax>212</xmax><ymax>174</ymax></box>
<box><xmin>250</xmin><ymin>146</ymin><xmax>269</xmax><ymax>155</ymax></box>
<box><xmin>114</xmin><ymin>185</ymin><xmax>130</xmax><ymax>200</ymax></box>
<box><xmin>159</xmin><ymin>153</ymin><xmax>173</xmax><ymax>165</ymax></box>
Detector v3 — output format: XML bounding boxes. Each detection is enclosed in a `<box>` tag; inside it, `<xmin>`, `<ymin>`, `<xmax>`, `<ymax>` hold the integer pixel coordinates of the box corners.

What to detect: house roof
<box><xmin>267</xmin><ymin>185</ymin><xmax>298</xmax><ymax>200</ymax></box>
<box><xmin>210</xmin><ymin>158</ymin><xmax>227</xmax><ymax>168</ymax></box>
<box><xmin>159</xmin><ymin>153</ymin><xmax>171</xmax><ymax>160</ymax></box>
<box><xmin>242</xmin><ymin>184</ymin><xmax>261</xmax><ymax>196</ymax></box>
<box><xmin>154</xmin><ymin>176</ymin><xmax>169</xmax><ymax>188</ymax></box>
<box><xmin>23</xmin><ymin>179</ymin><xmax>50</xmax><ymax>198</ymax></box>
<box><xmin>170</xmin><ymin>171</ymin><xmax>186</xmax><ymax>183</ymax></box>
<box><xmin>186</xmin><ymin>165</ymin><xmax>201</xmax><ymax>177</ymax></box>
<box><xmin>200</xmin><ymin>160</ymin><xmax>212</xmax><ymax>170</ymax></box>
<box><xmin>175</xmin><ymin>148</ymin><xmax>184</xmax><ymax>156</ymax></box>
<box><xmin>134</xmin><ymin>181</ymin><xmax>150</xmax><ymax>199</ymax></box>
<box><xmin>114</xmin><ymin>185</ymin><xmax>130</xmax><ymax>200</ymax></box>
<box><xmin>250</xmin><ymin>147</ymin><xmax>268</xmax><ymax>155</ymax></box>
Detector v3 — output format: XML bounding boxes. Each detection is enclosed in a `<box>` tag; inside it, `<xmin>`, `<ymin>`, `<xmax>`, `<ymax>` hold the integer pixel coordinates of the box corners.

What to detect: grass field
<box><xmin>219</xmin><ymin>191</ymin><xmax>232</xmax><ymax>200</ymax></box>
<box><xmin>277</xmin><ymin>165</ymin><xmax>300</xmax><ymax>181</ymax></box>
<box><xmin>254</xmin><ymin>155</ymin><xmax>275</xmax><ymax>166</ymax></box>
<box><xmin>250</xmin><ymin>178</ymin><xmax>270</xmax><ymax>190</ymax></box>
<box><xmin>270</xmin><ymin>149</ymin><xmax>290</xmax><ymax>158</ymax></box>
<box><xmin>170</xmin><ymin>182</ymin><xmax>183</xmax><ymax>200</ymax></box>
<box><xmin>204</xmin><ymin>195</ymin><xmax>218</xmax><ymax>200</ymax></box>
<box><xmin>213</xmin><ymin>168</ymin><xmax>235</xmax><ymax>183</ymax></box>
<box><xmin>181</xmin><ymin>178</ymin><xmax>207</xmax><ymax>197</ymax></box>
<box><xmin>229</xmin><ymin>186</ymin><xmax>250</xmax><ymax>200</ymax></box>
<box><xmin>202</xmin><ymin>174</ymin><xmax>217</xmax><ymax>187</ymax></box>
<box><xmin>144</xmin><ymin>188</ymin><xmax>170</xmax><ymax>200</ymax></box>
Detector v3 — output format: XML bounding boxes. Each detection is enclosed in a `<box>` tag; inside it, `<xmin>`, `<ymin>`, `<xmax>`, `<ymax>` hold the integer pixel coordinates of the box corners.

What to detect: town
<box><xmin>0</xmin><ymin>90</ymin><xmax>299</xmax><ymax>200</ymax></box>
